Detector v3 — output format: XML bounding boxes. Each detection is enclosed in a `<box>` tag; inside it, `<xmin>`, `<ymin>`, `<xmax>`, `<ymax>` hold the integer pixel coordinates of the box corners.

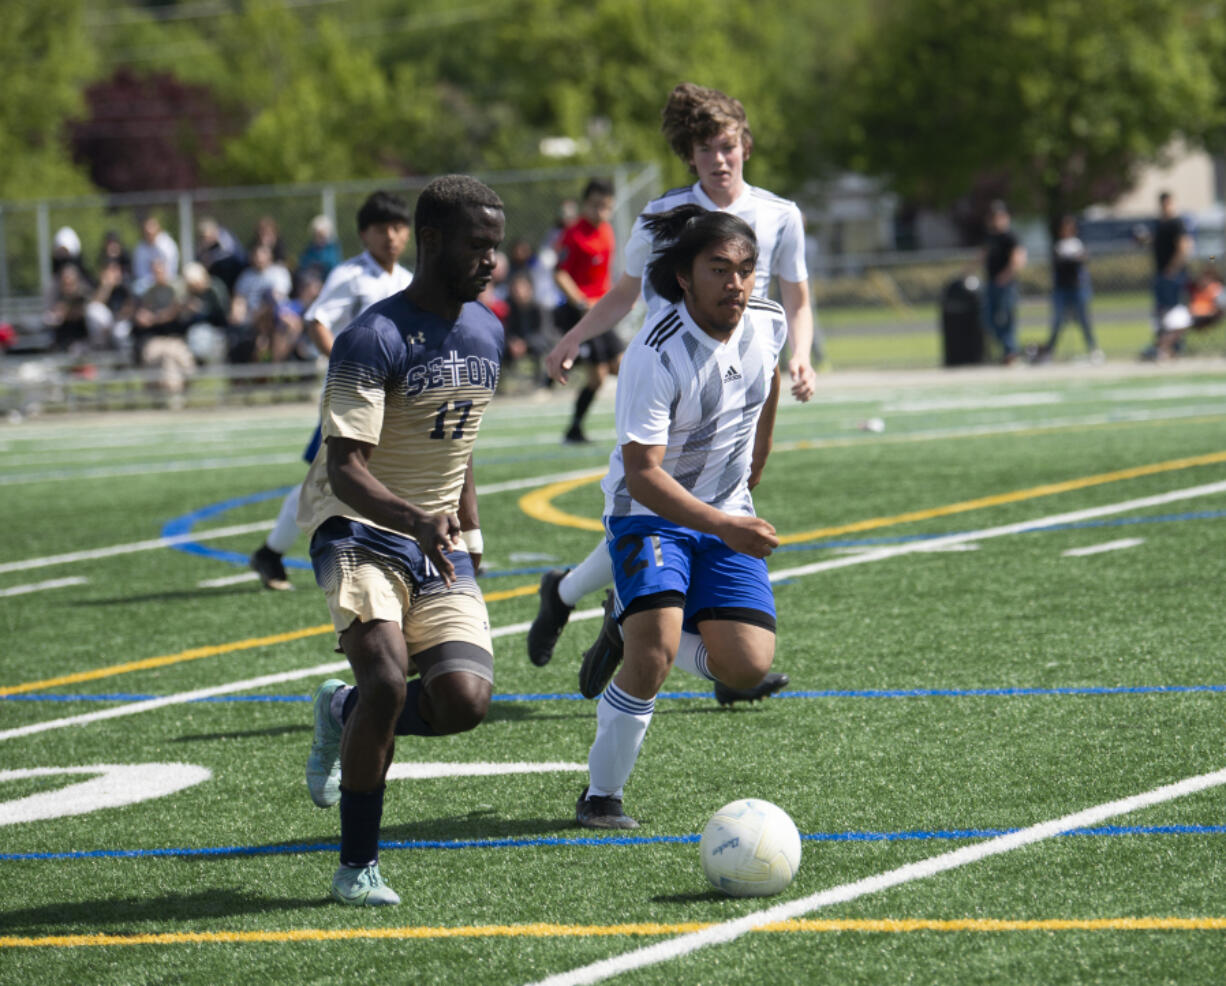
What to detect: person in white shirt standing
<box><xmin>575</xmin><ymin>205</ymin><xmax>784</xmax><ymax>829</ymax></box>
<box><xmin>528</xmin><ymin>83</ymin><xmax>812</xmax><ymax>706</ymax></box>
<box><xmin>249</xmin><ymin>191</ymin><xmax>414</xmax><ymax>590</ymax></box>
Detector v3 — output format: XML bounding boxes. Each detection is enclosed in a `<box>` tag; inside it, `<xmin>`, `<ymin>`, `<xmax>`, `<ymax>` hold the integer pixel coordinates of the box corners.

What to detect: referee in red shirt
<box><xmin>555</xmin><ymin>179</ymin><xmax>619</xmax><ymax>444</ymax></box>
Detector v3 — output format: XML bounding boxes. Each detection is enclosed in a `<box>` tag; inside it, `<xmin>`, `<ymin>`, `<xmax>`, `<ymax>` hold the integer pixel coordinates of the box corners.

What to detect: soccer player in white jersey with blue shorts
<box><xmin>576</xmin><ymin>205</ymin><xmax>785</xmax><ymax>829</ymax></box>
<box><xmin>249</xmin><ymin>191</ymin><xmax>414</xmax><ymax>591</ymax></box>
<box><xmin>528</xmin><ymin>83</ymin><xmax>812</xmax><ymax>706</ymax></box>
<box><xmin>296</xmin><ymin>176</ymin><xmax>506</xmax><ymax>904</ymax></box>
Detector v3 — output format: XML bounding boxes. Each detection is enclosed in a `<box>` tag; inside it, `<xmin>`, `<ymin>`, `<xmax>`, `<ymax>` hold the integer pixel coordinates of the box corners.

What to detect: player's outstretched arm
<box><xmin>326</xmin><ymin>435</ymin><xmax>461</xmax><ymax>583</ymax></box>
<box><xmin>779</xmin><ymin>278</ymin><xmax>816</xmax><ymax>402</ymax></box>
<box><xmin>622</xmin><ymin>442</ymin><xmax>779</xmax><ymax>558</ymax></box>
<box><xmin>544</xmin><ymin>273</ymin><xmax>640</xmax><ymax>384</ymax></box>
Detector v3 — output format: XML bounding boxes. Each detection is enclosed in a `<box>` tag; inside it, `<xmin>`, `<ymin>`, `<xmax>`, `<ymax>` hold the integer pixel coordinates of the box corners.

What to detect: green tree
<box><xmin>0</xmin><ymin>0</ymin><xmax>99</xmax><ymax>199</ymax></box>
<box><xmin>828</xmin><ymin>0</ymin><xmax>1220</xmax><ymax>232</ymax></box>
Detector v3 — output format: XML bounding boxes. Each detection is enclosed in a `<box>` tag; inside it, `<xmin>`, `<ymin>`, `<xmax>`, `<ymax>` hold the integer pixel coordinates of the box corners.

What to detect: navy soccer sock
<box><xmin>338</xmin><ymin>785</ymin><xmax>384</xmax><ymax>868</ymax></box>
<box><xmin>340</xmin><ymin>680</ymin><xmax>437</xmax><ymax>736</ymax></box>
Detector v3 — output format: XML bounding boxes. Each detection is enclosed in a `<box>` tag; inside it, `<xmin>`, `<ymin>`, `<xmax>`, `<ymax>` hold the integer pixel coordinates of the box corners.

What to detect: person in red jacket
<box><xmin>554</xmin><ymin>178</ymin><xmax>619</xmax><ymax>443</ymax></box>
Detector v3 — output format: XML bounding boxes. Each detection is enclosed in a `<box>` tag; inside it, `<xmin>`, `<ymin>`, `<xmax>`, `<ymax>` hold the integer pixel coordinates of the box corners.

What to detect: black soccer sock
<box><xmin>340</xmin><ymin>686</ymin><xmax>358</xmax><ymax>724</ymax></box>
<box><xmin>571</xmin><ymin>385</ymin><xmax>597</xmax><ymax>429</ymax></box>
<box><xmin>393</xmin><ymin>678</ymin><xmax>438</xmax><ymax>736</ymax></box>
<box><xmin>338</xmin><ymin>785</ymin><xmax>384</xmax><ymax>868</ymax></box>
<box><xmin>340</xmin><ymin>681</ymin><xmax>436</xmax><ymax>735</ymax></box>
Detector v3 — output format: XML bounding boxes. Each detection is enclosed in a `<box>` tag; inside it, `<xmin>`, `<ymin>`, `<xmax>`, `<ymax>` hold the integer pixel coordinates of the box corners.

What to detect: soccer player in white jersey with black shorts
<box><xmin>249</xmin><ymin>191</ymin><xmax>414</xmax><ymax>591</ymax></box>
<box><xmin>528</xmin><ymin>83</ymin><xmax>812</xmax><ymax>705</ymax></box>
<box><xmin>576</xmin><ymin>205</ymin><xmax>784</xmax><ymax>828</ymax></box>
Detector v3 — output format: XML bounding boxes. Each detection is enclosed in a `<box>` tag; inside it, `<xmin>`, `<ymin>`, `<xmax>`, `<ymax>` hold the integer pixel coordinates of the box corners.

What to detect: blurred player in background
<box><xmin>298</xmin><ymin>175</ymin><xmax>505</xmax><ymax>905</ymax></box>
<box><xmin>529</xmin><ymin>83</ymin><xmax>814</xmax><ymax>705</ymax></box>
<box><xmin>575</xmin><ymin>206</ymin><xmax>785</xmax><ymax>829</ymax></box>
<box><xmin>249</xmin><ymin>191</ymin><xmax>413</xmax><ymax>590</ymax></box>
<box><xmin>554</xmin><ymin>178</ymin><xmax>619</xmax><ymax>444</ymax></box>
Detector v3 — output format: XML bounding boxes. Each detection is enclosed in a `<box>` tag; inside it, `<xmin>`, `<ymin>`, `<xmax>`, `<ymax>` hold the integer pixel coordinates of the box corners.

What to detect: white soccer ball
<box><xmin>699</xmin><ymin>798</ymin><xmax>802</xmax><ymax>897</ymax></box>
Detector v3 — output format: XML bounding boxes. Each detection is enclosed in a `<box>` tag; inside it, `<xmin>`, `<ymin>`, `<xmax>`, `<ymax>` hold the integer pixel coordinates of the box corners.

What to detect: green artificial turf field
<box><xmin>2</xmin><ymin>361</ymin><xmax>1225</xmax><ymax>985</ymax></box>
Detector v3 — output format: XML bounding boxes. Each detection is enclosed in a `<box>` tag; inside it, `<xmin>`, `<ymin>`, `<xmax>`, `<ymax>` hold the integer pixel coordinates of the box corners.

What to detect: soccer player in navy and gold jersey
<box><xmin>297</xmin><ymin>175</ymin><xmax>506</xmax><ymax>907</ymax></box>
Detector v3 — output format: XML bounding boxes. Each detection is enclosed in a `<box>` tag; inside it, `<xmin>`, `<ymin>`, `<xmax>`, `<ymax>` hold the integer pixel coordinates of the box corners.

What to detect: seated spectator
<box><xmin>180</xmin><ymin>262</ymin><xmax>231</xmax><ymax>365</ymax></box>
<box><xmin>196</xmin><ymin>217</ymin><xmax>246</xmax><ymax>292</ymax></box>
<box><xmin>132</xmin><ymin>257</ymin><xmax>194</xmax><ymax>396</ymax></box>
<box><xmin>230</xmin><ymin>289</ymin><xmax>304</xmax><ymax>364</ymax></box>
<box><xmin>51</xmin><ymin>227</ymin><xmax>85</xmax><ymax>278</ymax></box>
<box><xmin>285</xmin><ymin>267</ymin><xmax>326</xmax><ymax>360</ymax></box>
<box><xmin>229</xmin><ymin>243</ymin><xmax>292</xmax><ymax>330</ymax></box>
<box><xmin>1155</xmin><ymin>265</ymin><xmax>1224</xmax><ymax>358</ymax></box>
<box><xmin>96</xmin><ymin>230</ymin><xmax>132</xmax><ymax>282</ymax></box>
<box><xmin>87</xmin><ymin>258</ymin><xmax>136</xmax><ymax>354</ymax></box>
<box><xmin>42</xmin><ymin>262</ymin><xmax>93</xmax><ymax>353</ymax></box>
<box><xmin>132</xmin><ymin>214</ymin><xmax>180</xmax><ymax>294</ymax></box>
<box><xmin>503</xmin><ymin>270</ymin><xmax>554</xmax><ymax>371</ymax></box>
<box><xmin>297</xmin><ymin>215</ymin><xmax>342</xmax><ymax>280</ymax></box>
<box><xmin>250</xmin><ymin>215</ymin><xmax>286</xmax><ymax>264</ymax></box>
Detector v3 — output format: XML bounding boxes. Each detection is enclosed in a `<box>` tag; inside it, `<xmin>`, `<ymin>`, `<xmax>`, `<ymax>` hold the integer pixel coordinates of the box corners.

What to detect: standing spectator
<box><xmin>196</xmin><ymin>217</ymin><xmax>247</xmax><ymax>292</ymax></box>
<box><xmin>982</xmin><ymin>200</ymin><xmax>1027</xmax><ymax>365</ymax></box>
<box><xmin>1039</xmin><ymin>215</ymin><xmax>1100</xmax><ymax>363</ymax></box>
<box><xmin>554</xmin><ymin>179</ymin><xmax>619</xmax><ymax>444</ymax></box>
<box><xmin>1152</xmin><ymin>190</ymin><xmax>1193</xmax><ymax>339</ymax></box>
<box><xmin>132</xmin><ymin>214</ymin><xmax>180</xmax><ymax>294</ymax></box>
<box><xmin>298</xmin><ymin>215</ymin><xmax>343</xmax><ymax>280</ymax></box>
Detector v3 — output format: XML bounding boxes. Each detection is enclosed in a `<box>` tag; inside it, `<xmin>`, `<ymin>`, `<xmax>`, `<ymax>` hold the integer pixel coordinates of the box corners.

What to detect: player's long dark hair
<box><xmin>643</xmin><ymin>205</ymin><xmax>758</xmax><ymax>303</ymax></box>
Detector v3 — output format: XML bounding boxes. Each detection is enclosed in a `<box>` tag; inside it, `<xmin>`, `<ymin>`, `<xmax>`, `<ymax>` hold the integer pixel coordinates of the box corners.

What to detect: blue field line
<box><xmin>160</xmin><ymin>491</ymin><xmax>1226</xmax><ymax>579</ymax></box>
<box><xmin>5</xmin><ymin>825</ymin><xmax>1226</xmax><ymax>864</ymax></box>
<box><xmin>7</xmin><ymin>682</ymin><xmax>1226</xmax><ymax>705</ymax></box>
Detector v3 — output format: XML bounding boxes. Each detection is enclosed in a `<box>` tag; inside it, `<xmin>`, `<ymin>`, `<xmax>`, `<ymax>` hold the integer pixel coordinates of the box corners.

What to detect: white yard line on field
<box><xmin>0</xmin><ymin>576</ymin><xmax>88</xmax><ymax>597</ymax></box>
<box><xmin>1062</xmin><ymin>538</ymin><xmax>1146</xmax><ymax>557</ymax></box>
<box><xmin>525</xmin><ymin>764</ymin><xmax>1226</xmax><ymax>986</ymax></box>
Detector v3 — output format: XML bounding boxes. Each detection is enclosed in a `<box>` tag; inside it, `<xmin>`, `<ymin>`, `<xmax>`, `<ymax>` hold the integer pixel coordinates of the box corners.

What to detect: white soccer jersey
<box><xmin>623</xmin><ymin>182</ymin><xmax>807</xmax><ymax>314</ymax></box>
<box><xmin>304</xmin><ymin>251</ymin><xmax>413</xmax><ymax>334</ymax></box>
<box><xmin>601</xmin><ymin>296</ymin><xmax>787</xmax><ymax>520</ymax></box>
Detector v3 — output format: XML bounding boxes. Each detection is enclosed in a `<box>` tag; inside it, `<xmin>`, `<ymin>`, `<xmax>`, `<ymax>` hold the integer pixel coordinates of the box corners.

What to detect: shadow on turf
<box><xmin>173</xmin><ymin>723</ymin><xmax>310</xmax><ymax>743</ymax></box>
<box><xmin>0</xmin><ymin>889</ymin><xmax>329</xmax><ymax>933</ymax></box>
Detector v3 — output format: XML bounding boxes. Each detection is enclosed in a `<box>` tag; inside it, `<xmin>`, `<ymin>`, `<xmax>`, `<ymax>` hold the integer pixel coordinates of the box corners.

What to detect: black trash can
<box><xmin>940</xmin><ymin>275</ymin><xmax>985</xmax><ymax>366</ymax></box>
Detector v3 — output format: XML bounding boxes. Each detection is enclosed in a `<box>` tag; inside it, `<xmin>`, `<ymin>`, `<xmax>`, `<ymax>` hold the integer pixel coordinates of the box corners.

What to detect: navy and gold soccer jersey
<box><xmin>298</xmin><ymin>293</ymin><xmax>503</xmax><ymax>540</ymax></box>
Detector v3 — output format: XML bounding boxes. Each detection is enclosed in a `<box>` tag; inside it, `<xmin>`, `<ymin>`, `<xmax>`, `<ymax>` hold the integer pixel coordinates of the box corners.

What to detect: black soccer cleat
<box><xmin>575</xmin><ymin>786</ymin><xmax>639</xmax><ymax>830</ymax></box>
<box><xmin>714</xmin><ymin>671</ymin><xmax>789</xmax><ymax>707</ymax></box>
<box><xmin>249</xmin><ymin>545</ymin><xmax>292</xmax><ymax>591</ymax></box>
<box><xmin>527</xmin><ymin>569</ymin><xmax>573</xmax><ymax>667</ymax></box>
<box><xmin>578</xmin><ymin>591</ymin><xmax>624</xmax><ymax>699</ymax></box>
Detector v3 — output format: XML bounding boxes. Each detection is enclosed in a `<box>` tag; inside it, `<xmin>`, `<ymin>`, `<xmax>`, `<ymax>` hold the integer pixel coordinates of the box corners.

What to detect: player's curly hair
<box><xmin>413</xmin><ymin>175</ymin><xmax>503</xmax><ymax>241</ymax></box>
<box><xmin>660</xmin><ymin>83</ymin><xmax>754</xmax><ymax>167</ymax></box>
<box><xmin>643</xmin><ymin>204</ymin><xmax>757</xmax><ymax>304</ymax></box>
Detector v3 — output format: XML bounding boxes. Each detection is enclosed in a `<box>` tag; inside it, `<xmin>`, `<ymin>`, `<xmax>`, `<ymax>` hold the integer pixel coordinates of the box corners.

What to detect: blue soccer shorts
<box><xmin>603</xmin><ymin>514</ymin><xmax>776</xmax><ymax>634</ymax></box>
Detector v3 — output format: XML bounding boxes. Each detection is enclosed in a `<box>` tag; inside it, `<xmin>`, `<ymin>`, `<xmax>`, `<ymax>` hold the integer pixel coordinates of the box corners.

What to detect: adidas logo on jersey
<box><xmin>722</xmin><ymin>365</ymin><xmax>742</xmax><ymax>383</ymax></box>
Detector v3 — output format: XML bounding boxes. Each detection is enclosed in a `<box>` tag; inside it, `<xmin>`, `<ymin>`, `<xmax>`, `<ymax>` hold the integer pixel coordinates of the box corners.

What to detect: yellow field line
<box><xmin>518</xmin><ymin>449</ymin><xmax>1226</xmax><ymax>545</ymax></box>
<box><xmin>0</xmin><ymin>624</ymin><xmax>334</xmax><ymax>697</ymax></box>
<box><xmin>5</xmin><ymin>916</ymin><xmax>1225</xmax><ymax>948</ymax></box>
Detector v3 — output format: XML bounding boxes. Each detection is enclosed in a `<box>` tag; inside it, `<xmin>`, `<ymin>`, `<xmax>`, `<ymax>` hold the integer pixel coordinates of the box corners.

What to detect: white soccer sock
<box><xmin>558</xmin><ymin>540</ymin><xmax>614</xmax><ymax>607</ymax></box>
<box><xmin>672</xmin><ymin>632</ymin><xmax>716</xmax><ymax>681</ymax></box>
<box><xmin>587</xmin><ymin>682</ymin><xmax>654</xmax><ymax>799</ymax></box>
<box><xmin>265</xmin><ymin>485</ymin><xmax>302</xmax><ymax>555</ymax></box>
